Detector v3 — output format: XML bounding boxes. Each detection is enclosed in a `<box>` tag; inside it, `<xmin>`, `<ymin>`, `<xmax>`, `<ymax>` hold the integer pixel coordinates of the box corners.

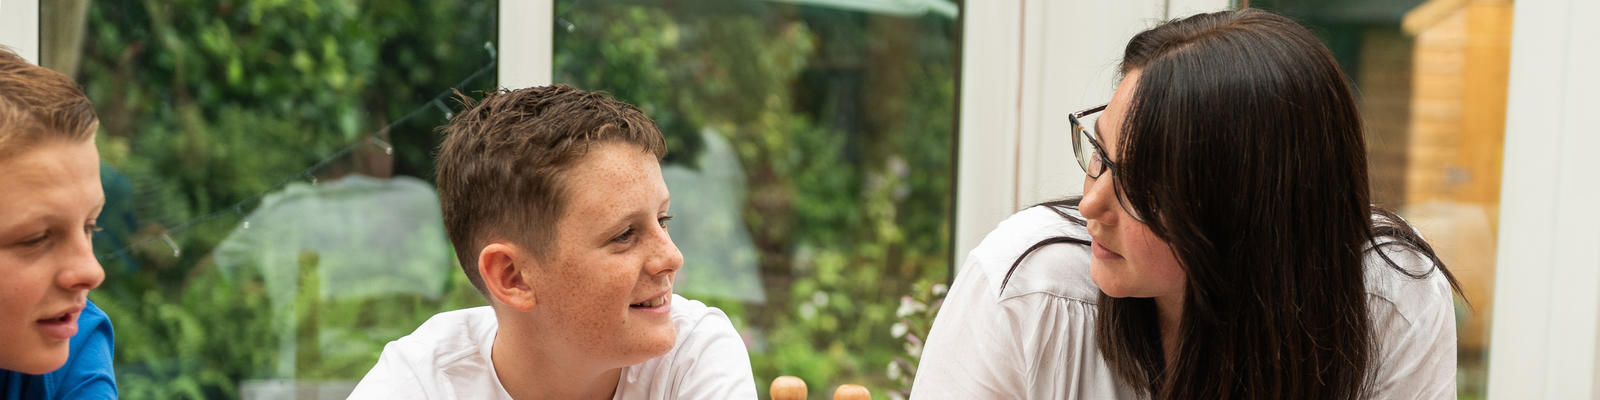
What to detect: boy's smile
<box><xmin>629</xmin><ymin>290</ymin><xmax>672</xmax><ymax>314</ymax></box>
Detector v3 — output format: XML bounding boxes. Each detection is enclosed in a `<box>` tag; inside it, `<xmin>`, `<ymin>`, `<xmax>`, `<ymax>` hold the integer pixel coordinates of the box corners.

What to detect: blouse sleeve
<box><xmin>1366</xmin><ymin>246</ymin><xmax>1459</xmax><ymax>399</ymax></box>
<box><xmin>911</xmin><ymin>258</ymin><xmax>1030</xmax><ymax>399</ymax></box>
<box><xmin>911</xmin><ymin>253</ymin><xmax>1126</xmax><ymax>400</ymax></box>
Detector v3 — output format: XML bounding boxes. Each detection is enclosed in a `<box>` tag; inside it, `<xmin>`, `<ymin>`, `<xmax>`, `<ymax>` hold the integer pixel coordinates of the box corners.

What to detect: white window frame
<box><xmin>954</xmin><ymin>0</ymin><xmax>1228</xmax><ymax>263</ymax></box>
<box><xmin>499</xmin><ymin>0</ymin><xmax>553</xmax><ymax>89</ymax></box>
<box><xmin>0</xmin><ymin>0</ymin><xmax>41</xmax><ymax>63</ymax></box>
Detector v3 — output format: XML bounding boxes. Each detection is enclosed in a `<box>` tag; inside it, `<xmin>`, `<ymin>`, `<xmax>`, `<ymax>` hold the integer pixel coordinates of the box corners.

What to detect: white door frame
<box><xmin>1486</xmin><ymin>0</ymin><xmax>1600</xmax><ymax>397</ymax></box>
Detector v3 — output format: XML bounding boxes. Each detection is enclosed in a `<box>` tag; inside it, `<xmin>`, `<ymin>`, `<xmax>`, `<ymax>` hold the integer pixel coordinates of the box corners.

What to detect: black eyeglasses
<box><xmin>1068</xmin><ymin>104</ymin><xmax>1143</xmax><ymax>222</ymax></box>
<box><xmin>1069</xmin><ymin>104</ymin><xmax>1113</xmax><ymax>179</ymax></box>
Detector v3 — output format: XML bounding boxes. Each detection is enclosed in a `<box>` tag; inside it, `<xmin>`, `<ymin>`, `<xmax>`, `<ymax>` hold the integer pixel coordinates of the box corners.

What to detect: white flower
<box><xmin>887</xmin><ymin>361</ymin><xmax>902</xmax><ymax>380</ymax></box>
<box><xmin>933</xmin><ymin>283</ymin><xmax>948</xmax><ymax>296</ymax></box>
<box><xmin>897</xmin><ymin>296</ymin><xmax>925</xmax><ymax>317</ymax></box>
<box><xmin>891</xmin><ymin>321</ymin><xmax>908</xmax><ymax>338</ymax></box>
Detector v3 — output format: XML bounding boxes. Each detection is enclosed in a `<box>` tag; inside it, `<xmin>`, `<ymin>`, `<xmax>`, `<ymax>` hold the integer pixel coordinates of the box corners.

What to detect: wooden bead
<box><xmin>770</xmin><ymin>376</ymin><xmax>807</xmax><ymax>400</ymax></box>
<box><xmin>832</xmin><ymin>384</ymin><xmax>870</xmax><ymax>400</ymax></box>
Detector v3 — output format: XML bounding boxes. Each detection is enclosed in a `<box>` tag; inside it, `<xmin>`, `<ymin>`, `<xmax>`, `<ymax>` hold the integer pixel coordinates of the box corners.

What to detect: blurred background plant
<box><xmin>886</xmin><ymin>279</ymin><xmax>947</xmax><ymax>400</ymax></box>
<box><xmin>51</xmin><ymin>1</ymin><xmax>499</xmax><ymax>398</ymax></box>
<box><xmin>43</xmin><ymin>0</ymin><xmax>959</xmax><ymax>398</ymax></box>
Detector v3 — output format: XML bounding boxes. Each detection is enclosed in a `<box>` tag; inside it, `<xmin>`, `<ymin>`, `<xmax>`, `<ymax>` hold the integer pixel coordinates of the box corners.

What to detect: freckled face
<box><xmin>1080</xmin><ymin>70</ymin><xmax>1186</xmax><ymax>299</ymax></box>
<box><xmin>528</xmin><ymin>141</ymin><xmax>682</xmax><ymax>368</ymax></box>
<box><xmin>0</xmin><ymin>139</ymin><xmax>106</xmax><ymax>374</ymax></box>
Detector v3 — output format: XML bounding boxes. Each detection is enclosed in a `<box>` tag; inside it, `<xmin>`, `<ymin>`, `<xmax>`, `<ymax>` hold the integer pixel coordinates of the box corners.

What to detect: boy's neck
<box><xmin>491</xmin><ymin>310</ymin><xmax>622</xmax><ymax>400</ymax></box>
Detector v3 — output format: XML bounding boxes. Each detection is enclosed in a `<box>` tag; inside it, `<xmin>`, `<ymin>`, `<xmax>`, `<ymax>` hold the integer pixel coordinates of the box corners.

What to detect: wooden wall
<box><xmin>1400</xmin><ymin>0</ymin><xmax>1514</xmax><ymax>351</ymax></box>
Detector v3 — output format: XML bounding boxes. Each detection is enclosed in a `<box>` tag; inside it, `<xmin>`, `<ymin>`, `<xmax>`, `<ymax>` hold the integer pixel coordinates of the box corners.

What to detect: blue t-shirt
<box><xmin>0</xmin><ymin>300</ymin><xmax>117</xmax><ymax>400</ymax></box>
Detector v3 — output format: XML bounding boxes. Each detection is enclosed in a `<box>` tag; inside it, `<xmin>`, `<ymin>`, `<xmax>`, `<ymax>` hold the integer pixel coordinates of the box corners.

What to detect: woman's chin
<box><xmin>1089</xmin><ymin>261</ymin><xmax>1134</xmax><ymax>298</ymax></box>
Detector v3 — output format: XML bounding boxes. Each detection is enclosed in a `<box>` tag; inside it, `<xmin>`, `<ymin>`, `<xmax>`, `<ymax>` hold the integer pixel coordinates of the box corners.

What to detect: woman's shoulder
<box><xmin>964</xmin><ymin>205</ymin><xmax>1099</xmax><ymax>304</ymax></box>
<box><xmin>1362</xmin><ymin>237</ymin><xmax>1459</xmax><ymax>396</ymax></box>
<box><xmin>1362</xmin><ymin>238</ymin><xmax>1457</xmax><ymax>328</ymax></box>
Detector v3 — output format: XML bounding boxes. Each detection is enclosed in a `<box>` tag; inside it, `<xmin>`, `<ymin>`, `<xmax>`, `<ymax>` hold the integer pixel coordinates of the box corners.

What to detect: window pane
<box><xmin>41</xmin><ymin>2</ymin><xmax>499</xmax><ymax>398</ymax></box>
<box><xmin>552</xmin><ymin>0</ymin><xmax>960</xmax><ymax>396</ymax></box>
<box><xmin>1251</xmin><ymin>1</ymin><xmax>1513</xmax><ymax>399</ymax></box>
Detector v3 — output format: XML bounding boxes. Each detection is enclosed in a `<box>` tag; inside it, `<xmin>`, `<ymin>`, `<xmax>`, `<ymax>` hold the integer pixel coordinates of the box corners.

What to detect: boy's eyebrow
<box><xmin>0</xmin><ymin>211</ymin><xmax>49</xmax><ymax>235</ymax></box>
<box><xmin>599</xmin><ymin>197</ymin><xmax>674</xmax><ymax>235</ymax></box>
<box><xmin>0</xmin><ymin>200</ymin><xmax>106</xmax><ymax>231</ymax></box>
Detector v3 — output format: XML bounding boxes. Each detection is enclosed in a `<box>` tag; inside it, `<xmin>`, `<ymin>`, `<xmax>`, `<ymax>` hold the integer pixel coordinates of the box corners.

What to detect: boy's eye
<box><xmin>85</xmin><ymin>223</ymin><xmax>103</xmax><ymax>236</ymax></box>
<box><xmin>20</xmin><ymin>231</ymin><xmax>49</xmax><ymax>247</ymax></box>
<box><xmin>614</xmin><ymin>216</ymin><xmax>674</xmax><ymax>244</ymax></box>
<box><xmin>611</xmin><ymin>227</ymin><xmax>636</xmax><ymax>244</ymax></box>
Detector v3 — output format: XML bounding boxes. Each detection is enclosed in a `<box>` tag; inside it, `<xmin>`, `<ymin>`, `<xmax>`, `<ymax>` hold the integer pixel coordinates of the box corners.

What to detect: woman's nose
<box><xmin>1080</xmin><ymin>174</ymin><xmax>1118</xmax><ymax>224</ymax></box>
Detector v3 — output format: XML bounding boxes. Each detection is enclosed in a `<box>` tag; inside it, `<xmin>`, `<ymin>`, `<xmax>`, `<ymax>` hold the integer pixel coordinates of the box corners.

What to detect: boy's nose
<box><xmin>58</xmin><ymin>234</ymin><xmax>105</xmax><ymax>292</ymax></box>
<box><xmin>647</xmin><ymin>233</ymin><xmax>684</xmax><ymax>276</ymax></box>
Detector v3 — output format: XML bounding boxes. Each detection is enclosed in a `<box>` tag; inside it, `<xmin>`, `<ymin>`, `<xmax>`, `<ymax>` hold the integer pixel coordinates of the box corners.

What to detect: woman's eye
<box><xmin>658</xmin><ymin>215</ymin><xmax>674</xmax><ymax>229</ymax></box>
<box><xmin>85</xmin><ymin>223</ymin><xmax>103</xmax><ymax>236</ymax></box>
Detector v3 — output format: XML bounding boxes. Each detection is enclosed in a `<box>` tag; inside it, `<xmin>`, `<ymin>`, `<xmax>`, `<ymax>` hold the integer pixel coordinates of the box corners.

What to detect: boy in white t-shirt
<box><xmin>350</xmin><ymin>85</ymin><xmax>756</xmax><ymax>399</ymax></box>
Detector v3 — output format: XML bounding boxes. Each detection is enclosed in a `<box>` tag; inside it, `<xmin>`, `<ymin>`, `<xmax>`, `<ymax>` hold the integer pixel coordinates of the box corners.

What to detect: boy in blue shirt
<box><xmin>0</xmin><ymin>47</ymin><xmax>117</xmax><ymax>400</ymax></box>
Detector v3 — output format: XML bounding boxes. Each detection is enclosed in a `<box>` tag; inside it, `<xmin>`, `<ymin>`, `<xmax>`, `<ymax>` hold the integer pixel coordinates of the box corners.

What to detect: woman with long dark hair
<box><xmin>912</xmin><ymin>9</ymin><xmax>1461</xmax><ymax>399</ymax></box>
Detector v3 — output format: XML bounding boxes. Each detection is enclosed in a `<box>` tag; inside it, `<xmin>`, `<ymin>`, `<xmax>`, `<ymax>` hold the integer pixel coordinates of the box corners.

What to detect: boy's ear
<box><xmin>479</xmin><ymin>242</ymin><xmax>538</xmax><ymax>312</ymax></box>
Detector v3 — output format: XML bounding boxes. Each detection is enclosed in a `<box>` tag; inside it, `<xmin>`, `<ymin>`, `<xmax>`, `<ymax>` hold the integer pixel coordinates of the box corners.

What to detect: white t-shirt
<box><xmin>911</xmin><ymin>206</ymin><xmax>1458</xmax><ymax>399</ymax></box>
<box><xmin>348</xmin><ymin>294</ymin><xmax>757</xmax><ymax>399</ymax></box>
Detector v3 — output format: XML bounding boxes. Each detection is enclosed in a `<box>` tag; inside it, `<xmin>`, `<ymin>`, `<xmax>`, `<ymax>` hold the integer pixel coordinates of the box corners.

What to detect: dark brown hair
<box><xmin>435</xmin><ymin>84</ymin><xmax>666</xmax><ymax>294</ymax></box>
<box><xmin>0</xmin><ymin>47</ymin><xmax>98</xmax><ymax>158</ymax></box>
<box><xmin>1005</xmin><ymin>9</ymin><xmax>1461</xmax><ymax>399</ymax></box>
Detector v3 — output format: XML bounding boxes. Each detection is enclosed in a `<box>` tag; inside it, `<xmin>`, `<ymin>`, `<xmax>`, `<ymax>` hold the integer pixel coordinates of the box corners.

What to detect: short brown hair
<box><xmin>0</xmin><ymin>47</ymin><xmax>98</xmax><ymax>158</ymax></box>
<box><xmin>436</xmin><ymin>84</ymin><xmax>667</xmax><ymax>294</ymax></box>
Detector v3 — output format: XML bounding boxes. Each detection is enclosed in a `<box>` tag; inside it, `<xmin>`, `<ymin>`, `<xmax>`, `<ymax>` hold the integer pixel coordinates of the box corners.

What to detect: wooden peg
<box><xmin>832</xmin><ymin>384</ymin><xmax>870</xmax><ymax>400</ymax></box>
<box><xmin>770</xmin><ymin>376</ymin><xmax>807</xmax><ymax>400</ymax></box>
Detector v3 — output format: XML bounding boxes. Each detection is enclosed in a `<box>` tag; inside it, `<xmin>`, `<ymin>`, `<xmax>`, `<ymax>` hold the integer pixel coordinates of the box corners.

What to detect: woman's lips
<box><xmin>1092</xmin><ymin>241</ymin><xmax>1125</xmax><ymax>260</ymax></box>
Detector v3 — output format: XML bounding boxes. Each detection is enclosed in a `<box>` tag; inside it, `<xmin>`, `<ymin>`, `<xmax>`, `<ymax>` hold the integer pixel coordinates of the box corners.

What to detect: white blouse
<box><xmin>911</xmin><ymin>206</ymin><xmax>1458</xmax><ymax>399</ymax></box>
